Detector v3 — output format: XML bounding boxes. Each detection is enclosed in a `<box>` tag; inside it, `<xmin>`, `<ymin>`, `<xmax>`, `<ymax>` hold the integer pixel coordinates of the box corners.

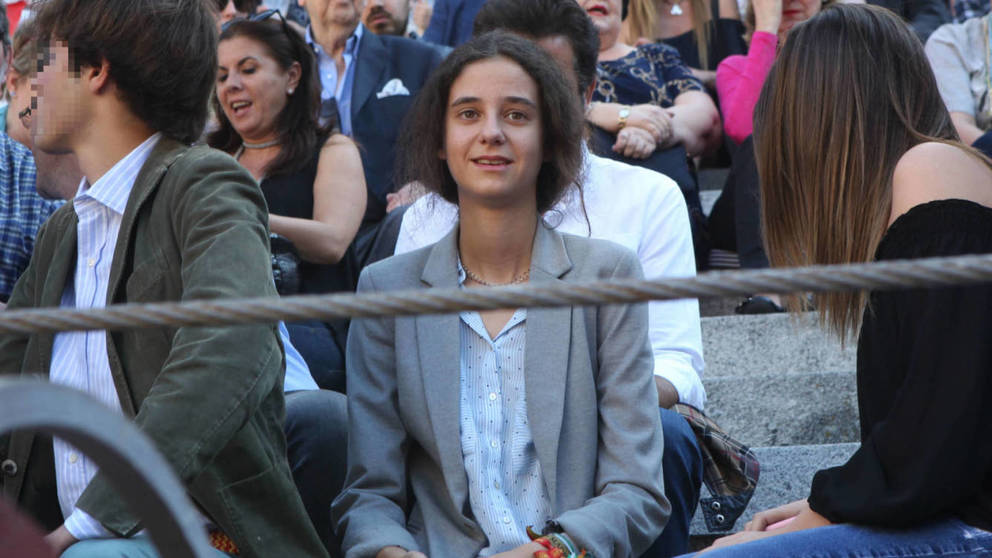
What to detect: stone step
<box><xmin>701</xmin><ymin>313</ymin><xmax>856</xmax><ymax>378</ymax></box>
<box><xmin>703</xmin><ymin>371</ymin><xmax>859</xmax><ymax>447</ymax></box>
<box><xmin>690</xmin><ymin>443</ymin><xmax>859</xmax><ymax>535</ymax></box>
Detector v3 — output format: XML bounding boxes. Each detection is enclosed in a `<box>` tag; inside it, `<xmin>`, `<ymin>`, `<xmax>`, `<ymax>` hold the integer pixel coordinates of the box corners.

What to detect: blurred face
<box><xmin>218</xmin><ymin>0</ymin><xmax>247</xmax><ymax>26</ymax></box>
<box><xmin>442</xmin><ymin>57</ymin><xmax>543</xmax><ymax>211</ymax></box>
<box><xmin>31</xmin><ymin>41</ymin><xmax>90</xmax><ymax>155</ymax></box>
<box><xmin>535</xmin><ymin>35</ymin><xmax>580</xmax><ymax>98</ymax></box>
<box><xmin>217</xmin><ymin>36</ymin><xmax>301</xmax><ymax>143</ymax></box>
<box><xmin>578</xmin><ymin>0</ymin><xmax>622</xmax><ymax>38</ymax></box>
<box><xmin>301</xmin><ymin>0</ymin><xmax>364</xmax><ymax>42</ymax></box>
<box><xmin>362</xmin><ymin>0</ymin><xmax>409</xmax><ymax>35</ymax></box>
<box><xmin>6</xmin><ymin>71</ymin><xmax>33</xmax><ymax>147</ymax></box>
<box><xmin>779</xmin><ymin>0</ymin><xmax>821</xmax><ymax>36</ymax></box>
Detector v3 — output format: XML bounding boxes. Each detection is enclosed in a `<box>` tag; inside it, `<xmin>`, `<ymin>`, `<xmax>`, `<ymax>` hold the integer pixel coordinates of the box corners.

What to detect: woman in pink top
<box><xmin>716</xmin><ymin>0</ymin><xmax>828</xmax><ymax>144</ymax></box>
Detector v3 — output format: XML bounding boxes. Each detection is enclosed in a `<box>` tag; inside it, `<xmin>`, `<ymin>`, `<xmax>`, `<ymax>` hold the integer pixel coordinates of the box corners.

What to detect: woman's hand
<box><xmin>44</xmin><ymin>525</ymin><xmax>77</xmax><ymax>556</ymax></box>
<box><xmin>488</xmin><ymin>541</ymin><xmax>546</xmax><ymax>558</ymax></box>
<box><xmin>743</xmin><ymin>499</ymin><xmax>808</xmax><ymax>531</ymax></box>
<box><xmin>614</xmin><ymin>126</ymin><xmax>657</xmax><ymax>159</ymax></box>
<box><xmin>377</xmin><ymin>546</ymin><xmax>428</xmax><ymax>558</ymax></box>
<box><xmin>627</xmin><ymin>104</ymin><xmax>673</xmax><ymax>143</ymax></box>
<box><xmin>753</xmin><ymin>0</ymin><xmax>783</xmax><ymax>35</ymax></box>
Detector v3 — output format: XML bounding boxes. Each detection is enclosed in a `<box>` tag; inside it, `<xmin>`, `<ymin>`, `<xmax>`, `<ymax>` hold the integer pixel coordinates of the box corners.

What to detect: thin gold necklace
<box><xmin>462</xmin><ymin>264</ymin><xmax>529</xmax><ymax>286</ymax></box>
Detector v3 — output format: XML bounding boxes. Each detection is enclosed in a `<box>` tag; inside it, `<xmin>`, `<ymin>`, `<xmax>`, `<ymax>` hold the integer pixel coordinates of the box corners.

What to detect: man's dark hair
<box><xmin>32</xmin><ymin>0</ymin><xmax>217</xmax><ymax>144</ymax></box>
<box><xmin>473</xmin><ymin>0</ymin><xmax>599</xmax><ymax>96</ymax></box>
<box><xmin>399</xmin><ymin>31</ymin><xmax>584</xmax><ymax>214</ymax></box>
<box><xmin>208</xmin><ymin>18</ymin><xmax>332</xmax><ymax>177</ymax></box>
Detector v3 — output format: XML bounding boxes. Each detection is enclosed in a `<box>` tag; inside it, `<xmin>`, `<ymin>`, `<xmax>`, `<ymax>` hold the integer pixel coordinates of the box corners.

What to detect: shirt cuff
<box><xmin>654</xmin><ymin>355</ymin><xmax>707</xmax><ymax>410</ymax></box>
<box><xmin>64</xmin><ymin>508</ymin><xmax>114</xmax><ymax>540</ymax></box>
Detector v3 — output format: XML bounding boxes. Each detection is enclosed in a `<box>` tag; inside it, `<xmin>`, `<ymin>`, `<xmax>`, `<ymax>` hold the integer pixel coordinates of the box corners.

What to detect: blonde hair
<box><xmin>753</xmin><ymin>4</ymin><xmax>987</xmax><ymax>340</ymax></box>
<box><xmin>626</xmin><ymin>0</ymin><xmax>713</xmax><ymax>69</ymax></box>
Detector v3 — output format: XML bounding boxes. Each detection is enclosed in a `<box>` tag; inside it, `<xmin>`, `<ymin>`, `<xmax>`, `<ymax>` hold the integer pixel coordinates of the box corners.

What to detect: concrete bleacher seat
<box><xmin>690</xmin><ymin>312</ymin><xmax>860</xmax><ymax>536</ymax></box>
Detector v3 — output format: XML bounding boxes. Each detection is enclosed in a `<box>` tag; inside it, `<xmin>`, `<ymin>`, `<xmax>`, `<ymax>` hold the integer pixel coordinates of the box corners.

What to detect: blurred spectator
<box><xmin>0</xmin><ymin>13</ymin><xmax>61</xmax><ymax>307</ymax></box>
<box><xmin>299</xmin><ymin>0</ymin><xmax>444</xmax><ymax>256</ymax></box>
<box><xmin>1</xmin><ymin>17</ymin><xmax>36</xmax><ymax>147</ymax></box>
<box><xmin>866</xmin><ymin>0</ymin><xmax>950</xmax><ymax>40</ymax></box>
<box><xmin>949</xmin><ymin>0</ymin><xmax>990</xmax><ymax>22</ymax></box>
<box><xmin>926</xmin><ymin>14</ymin><xmax>992</xmax><ymax>158</ymax></box>
<box><xmin>423</xmin><ymin>0</ymin><xmax>484</xmax><ymax>46</ymax></box>
<box><xmin>209</xmin><ymin>14</ymin><xmax>366</xmax><ymax>388</ymax></box>
<box><xmin>362</xmin><ymin>0</ymin><xmax>433</xmax><ymax>38</ymax></box>
<box><xmin>624</xmin><ymin>0</ymin><xmax>746</xmax><ymax>90</ymax></box>
<box><xmin>214</xmin><ymin>0</ymin><xmax>262</xmax><ymax>24</ymax></box>
<box><xmin>582</xmin><ymin>0</ymin><xmax>719</xmax><ymax>262</ymax></box>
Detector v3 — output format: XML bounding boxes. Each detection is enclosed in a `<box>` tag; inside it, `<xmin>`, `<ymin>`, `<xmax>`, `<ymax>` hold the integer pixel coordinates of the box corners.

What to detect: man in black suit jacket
<box><xmin>299</xmin><ymin>0</ymin><xmax>445</xmax><ymax>229</ymax></box>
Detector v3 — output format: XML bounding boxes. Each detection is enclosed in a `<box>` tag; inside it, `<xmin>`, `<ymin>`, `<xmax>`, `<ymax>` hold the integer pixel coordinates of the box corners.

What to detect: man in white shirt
<box><xmin>0</xmin><ymin>1</ymin><xmax>328</xmax><ymax>556</ymax></box>
<box><xmin>394</xmin><ymin>0</ymin><xmax>707</xmax><ymax>554</ymax></box>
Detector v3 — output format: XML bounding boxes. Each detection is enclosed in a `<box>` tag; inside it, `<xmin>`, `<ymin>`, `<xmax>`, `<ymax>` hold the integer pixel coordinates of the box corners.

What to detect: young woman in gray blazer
<box><xmin>332</xmin><ymin>32</ymin><xmax>669</xmax><ymax>558</ymax></box>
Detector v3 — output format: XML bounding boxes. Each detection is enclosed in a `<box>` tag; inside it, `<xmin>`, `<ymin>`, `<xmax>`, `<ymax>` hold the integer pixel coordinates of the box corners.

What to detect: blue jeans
<box><xmin>284</xmin><ymin>389</ymin><xmax>349</xmax><ymax>555</ymax></box>
<box><xmin>61</xmin><ymin>537</ymin><xmax>233</xmax><ymax>557</ymax></box>
<box><xmin>678</xmin><ymin>518</ymin><xmax>992</xmax><ymax>558</ymax></box>
<box><xmin>642</xmin><ymin>407</ymin><xmax>704</xmax><ymax>558</ymax></box>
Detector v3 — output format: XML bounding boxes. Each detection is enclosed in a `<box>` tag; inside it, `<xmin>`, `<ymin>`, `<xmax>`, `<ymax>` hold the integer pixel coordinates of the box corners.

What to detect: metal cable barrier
<box><xmin>3</xmin><ymin>252</ymin><xmax>992</xmax><ymax>555</ymax></box>
<box><xmin>0</xmin><ymin>252</ymin><xmax>991</xmax><ymax>335</ymax></box>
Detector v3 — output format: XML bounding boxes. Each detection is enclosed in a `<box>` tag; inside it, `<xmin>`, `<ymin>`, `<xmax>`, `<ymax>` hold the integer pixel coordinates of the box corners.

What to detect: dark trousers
<box><xmin>643</xmin><ymin>407</ymin><xmax>705</xmax><ymax>557</ymax></box>
<box><xmin>707</xmin><ymin>136</ymin><xmax>769</xmax><ymax>269</ymax></box>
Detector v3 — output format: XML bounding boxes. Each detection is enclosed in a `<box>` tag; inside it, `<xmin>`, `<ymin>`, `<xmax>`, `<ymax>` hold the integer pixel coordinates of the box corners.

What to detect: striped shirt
<box><xmin>0</xmin><ymin>131</ymin><xmax>63</xmax><ymax>300</ymax></box>
<box><xmin>457</xmin><ymin>263</ymin><xmax>552</xmax><ymax>555</ymax></box>
<box><xmin>51</xmin><ymin>133</ymin><xmax>162</xmax><ymax>539</ymax></box>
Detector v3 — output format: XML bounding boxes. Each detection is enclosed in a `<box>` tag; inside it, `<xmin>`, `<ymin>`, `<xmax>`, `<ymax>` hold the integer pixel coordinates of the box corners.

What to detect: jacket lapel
<box><xmin>104</xmin><ymin>138</ymin><xmax>187</xmax><ymax>417</ymax></box>
<box><xmin>351</xmin><ymin>28</ymin><xmax>388</xmax><ymax>124</ymax></box>
<box><xmin>36</xmin><ymin>211</ymin><xmax>79</xmax><ymax>372</ymax></box>
<box><xmin>524</xmin><ymin>225</ymin><xmax>573</xmax><ymax>510</ymax></box>
<box><xmin>417</xmin><ymin>227</ymin><xmax>472</xmax><ymax>517</ymax></box>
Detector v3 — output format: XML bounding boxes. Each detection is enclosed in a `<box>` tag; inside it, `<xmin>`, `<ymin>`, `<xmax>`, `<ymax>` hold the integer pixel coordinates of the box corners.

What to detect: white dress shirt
<box><xmin>395</xmin><ymin>150</ymin><xmax>707</xmax><ymax>408</ymax></box>
<box><xmin>456</xmin><ymin>264</ymin><xmax>552</xmax><ymax>555</ymax></box>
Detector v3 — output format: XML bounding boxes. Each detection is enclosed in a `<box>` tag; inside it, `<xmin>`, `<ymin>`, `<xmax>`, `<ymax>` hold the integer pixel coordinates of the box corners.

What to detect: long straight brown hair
<box><xmin>626</xmin><ymin>0</ymin><xmax>712</xmax><ymax>69</ymax></box>
<box><xmin>753</xmin><ymin>4</ymin><xmax>981</xmax><ymax>340</ymax></box>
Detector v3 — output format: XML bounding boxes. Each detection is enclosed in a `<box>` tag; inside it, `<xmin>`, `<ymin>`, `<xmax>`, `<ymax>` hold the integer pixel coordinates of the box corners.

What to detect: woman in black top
<box><xmin>209</xmin><ymin>13</ymin><xmax>367</xmax><ymax>388</ymax></box>
<box><xmin>682</xmin><ymin>5</ymin><xmax>992</xmax><ymax>557</ymax></box>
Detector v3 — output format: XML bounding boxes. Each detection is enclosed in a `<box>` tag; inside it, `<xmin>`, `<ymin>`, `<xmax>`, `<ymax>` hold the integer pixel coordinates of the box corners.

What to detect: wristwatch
<box><xmin>617</xmin><ymin>106</ymin><xmax>631</xmax><ymax>129</ymax></box>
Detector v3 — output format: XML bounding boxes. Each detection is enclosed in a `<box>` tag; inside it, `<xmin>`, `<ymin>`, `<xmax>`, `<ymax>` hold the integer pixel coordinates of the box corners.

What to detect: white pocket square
<box><xmin>376</xmin><ymin>78</ymin><xmax>411</xmax><ymax>99</ymax></box>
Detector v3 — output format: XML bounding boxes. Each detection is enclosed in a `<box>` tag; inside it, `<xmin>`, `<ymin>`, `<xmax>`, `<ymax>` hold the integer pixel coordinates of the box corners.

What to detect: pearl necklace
<box><xmin>462</xmin><ymin>264</ymin><xmax>529</xmax><ymax>286</ymax></box>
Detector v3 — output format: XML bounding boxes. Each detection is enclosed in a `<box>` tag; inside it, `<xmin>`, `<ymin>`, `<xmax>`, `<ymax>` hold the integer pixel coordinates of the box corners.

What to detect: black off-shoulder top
<box><xmin>808</xmin><ymin>199</ymin><xmax>992</xmax><ymax>531</ymax></box>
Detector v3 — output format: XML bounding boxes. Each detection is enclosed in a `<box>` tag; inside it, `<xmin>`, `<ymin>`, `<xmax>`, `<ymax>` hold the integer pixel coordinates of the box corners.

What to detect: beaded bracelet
<box><xmin>526</xmin><ymin>526</ymin><xmax>590</xmax><ymax>558</ymax></box>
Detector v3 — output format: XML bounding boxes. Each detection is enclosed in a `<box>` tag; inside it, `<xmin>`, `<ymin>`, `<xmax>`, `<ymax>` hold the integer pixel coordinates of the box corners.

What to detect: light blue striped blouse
<box><xmin>457</xmin><ymin>263</ymin><xmax>553</xmax><ymax>555</ymax></box>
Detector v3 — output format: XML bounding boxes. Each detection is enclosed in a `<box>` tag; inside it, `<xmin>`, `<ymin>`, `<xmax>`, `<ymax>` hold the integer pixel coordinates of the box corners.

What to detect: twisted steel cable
<box><xmin>1</xmin><ymin>252</ymin><xmax>991</xmax><ymax>336</ymax></box>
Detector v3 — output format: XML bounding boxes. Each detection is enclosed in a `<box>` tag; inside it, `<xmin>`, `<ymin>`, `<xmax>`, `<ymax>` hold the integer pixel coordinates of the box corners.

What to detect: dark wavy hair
<box><xmin>473</xmin><ymin>0</ymin><xmax>599</xmax><ymax>97</ymax></box>
<box><xmin>31</xmin><ymin>0</ymin><xmax>217</xmax><ymax>144</ymax></box>
<box><xmin>399</xmin><ymin>31</ymin><xmax>584</xmax><ymax>214</ymax></box>
<box><xmin>207</xmin><ymin>18</ymin><xmax>331</xmax><ymax>177</ymax></box>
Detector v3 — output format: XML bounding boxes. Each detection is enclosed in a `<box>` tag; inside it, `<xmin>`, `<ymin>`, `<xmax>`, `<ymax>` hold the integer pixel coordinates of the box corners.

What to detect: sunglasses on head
<box><xmin>220</xmin><ymin>8</ymin><xmax>289</xmax><ymax>34</ymax></box>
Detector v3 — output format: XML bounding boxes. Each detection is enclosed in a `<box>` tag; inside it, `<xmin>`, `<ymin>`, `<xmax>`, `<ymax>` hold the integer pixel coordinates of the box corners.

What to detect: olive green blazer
<box><xmin>0</xmin><ymin>138</ymin><xmax>328</xmax><ymax>558</ymax></box>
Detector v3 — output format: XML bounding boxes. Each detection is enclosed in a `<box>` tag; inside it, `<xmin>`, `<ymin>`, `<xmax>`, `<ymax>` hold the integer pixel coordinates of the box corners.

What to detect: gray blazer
<box><xmin>332</xmin><ymin>223</ymin><xmax>669</xmax><ymax>558</ymax></box>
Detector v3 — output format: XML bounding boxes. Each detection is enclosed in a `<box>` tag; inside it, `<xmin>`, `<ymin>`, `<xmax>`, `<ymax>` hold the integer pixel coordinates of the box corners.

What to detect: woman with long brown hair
<box><xmin>680</xmin><ymin>4</ymin><xmax>992</xmax><ymax>557</ymax></box>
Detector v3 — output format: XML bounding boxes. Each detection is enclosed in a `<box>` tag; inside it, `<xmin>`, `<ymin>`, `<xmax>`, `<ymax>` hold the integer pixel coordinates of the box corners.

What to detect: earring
<box><xmin>287</xmin><ymin>88</ymin><xmax>294</xmax><ymax>95</ymax></box>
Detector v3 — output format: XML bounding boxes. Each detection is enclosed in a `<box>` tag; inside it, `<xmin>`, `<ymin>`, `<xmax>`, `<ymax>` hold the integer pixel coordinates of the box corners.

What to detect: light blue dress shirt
<box><xmin>457</xmin><ymin>263</ymin><xmax>553</xmax><ymax>555</ymax></box>
<box><xmin>306</xmin><ymin>23</ymin><xmax>363</xmax><ymax>136</ymax></box>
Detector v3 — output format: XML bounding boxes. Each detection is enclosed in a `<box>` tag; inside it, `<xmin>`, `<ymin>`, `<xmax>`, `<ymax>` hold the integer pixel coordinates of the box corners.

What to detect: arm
<box><xmin>924</xmin><ymin>24</ymin><xmax>981</xmax><ymax>135</ymax></box>
<box><xmin>268</xmin><ymin>134</ymin><xmax>367</xmax><ymax>264</ymax></box>
<box><xmin>555</xmin><ymin>250</ymin><xmax>668</xmax><ymax>558</ymax></box>
<box><xmin>586</xmin><ymin>102</ymin><xmax>671</xmax><ymax>142</ymax></box>
<box><xmin>332</xmin><ymin>269</ymin><xmax>420</xmax><ymax>558</ymax></box>
<box><xmin>951</xmin><ymin>111</ymin><xmax>985</xmax><ymax>145</ymax></box>
<box><xmin>640</xmin><ymin>178</ymin><xmax>705</xmax><ymax>408</ymax></box>
<box><xmin>668</xmin><ymin>90</ymin><xmax>722</xmax><ymax>156</ymax></box>
<box><xmin>715</xmin><ymin>32</ymin><xmax>777</xmax><ymax>144</ymax></box>
<box><xmin>74</xmin><ymin>151</ymin><xmax>286</xmax><ymax>535</ymax></box>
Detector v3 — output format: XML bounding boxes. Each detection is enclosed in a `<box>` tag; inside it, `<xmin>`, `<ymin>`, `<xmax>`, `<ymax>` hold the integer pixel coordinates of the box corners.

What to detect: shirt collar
<box><xmin>306</xmin><ymin>22</ymin><xmax>363</xmax><ymax>58</ymax></box>
<box><xmin>76</xmin><ymin>132</ymin><xmax>162</xmax><ymax>215</ymax></box>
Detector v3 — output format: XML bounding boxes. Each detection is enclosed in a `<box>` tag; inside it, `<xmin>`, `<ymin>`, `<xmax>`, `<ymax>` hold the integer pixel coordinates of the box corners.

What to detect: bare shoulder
<box><xmin>890</xmin><ymin>142</ymin><xmax>992</xmax><ymax>224</ymax></box>
<box><xmin>718</xmin><ymin>0</ymin><xmax>742</xmax><ymax>19</ymax></box>
<box><xmin>320</xmin><ymin>132</ymin><xmax>359</xmax><ymax>154</ymax></box>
